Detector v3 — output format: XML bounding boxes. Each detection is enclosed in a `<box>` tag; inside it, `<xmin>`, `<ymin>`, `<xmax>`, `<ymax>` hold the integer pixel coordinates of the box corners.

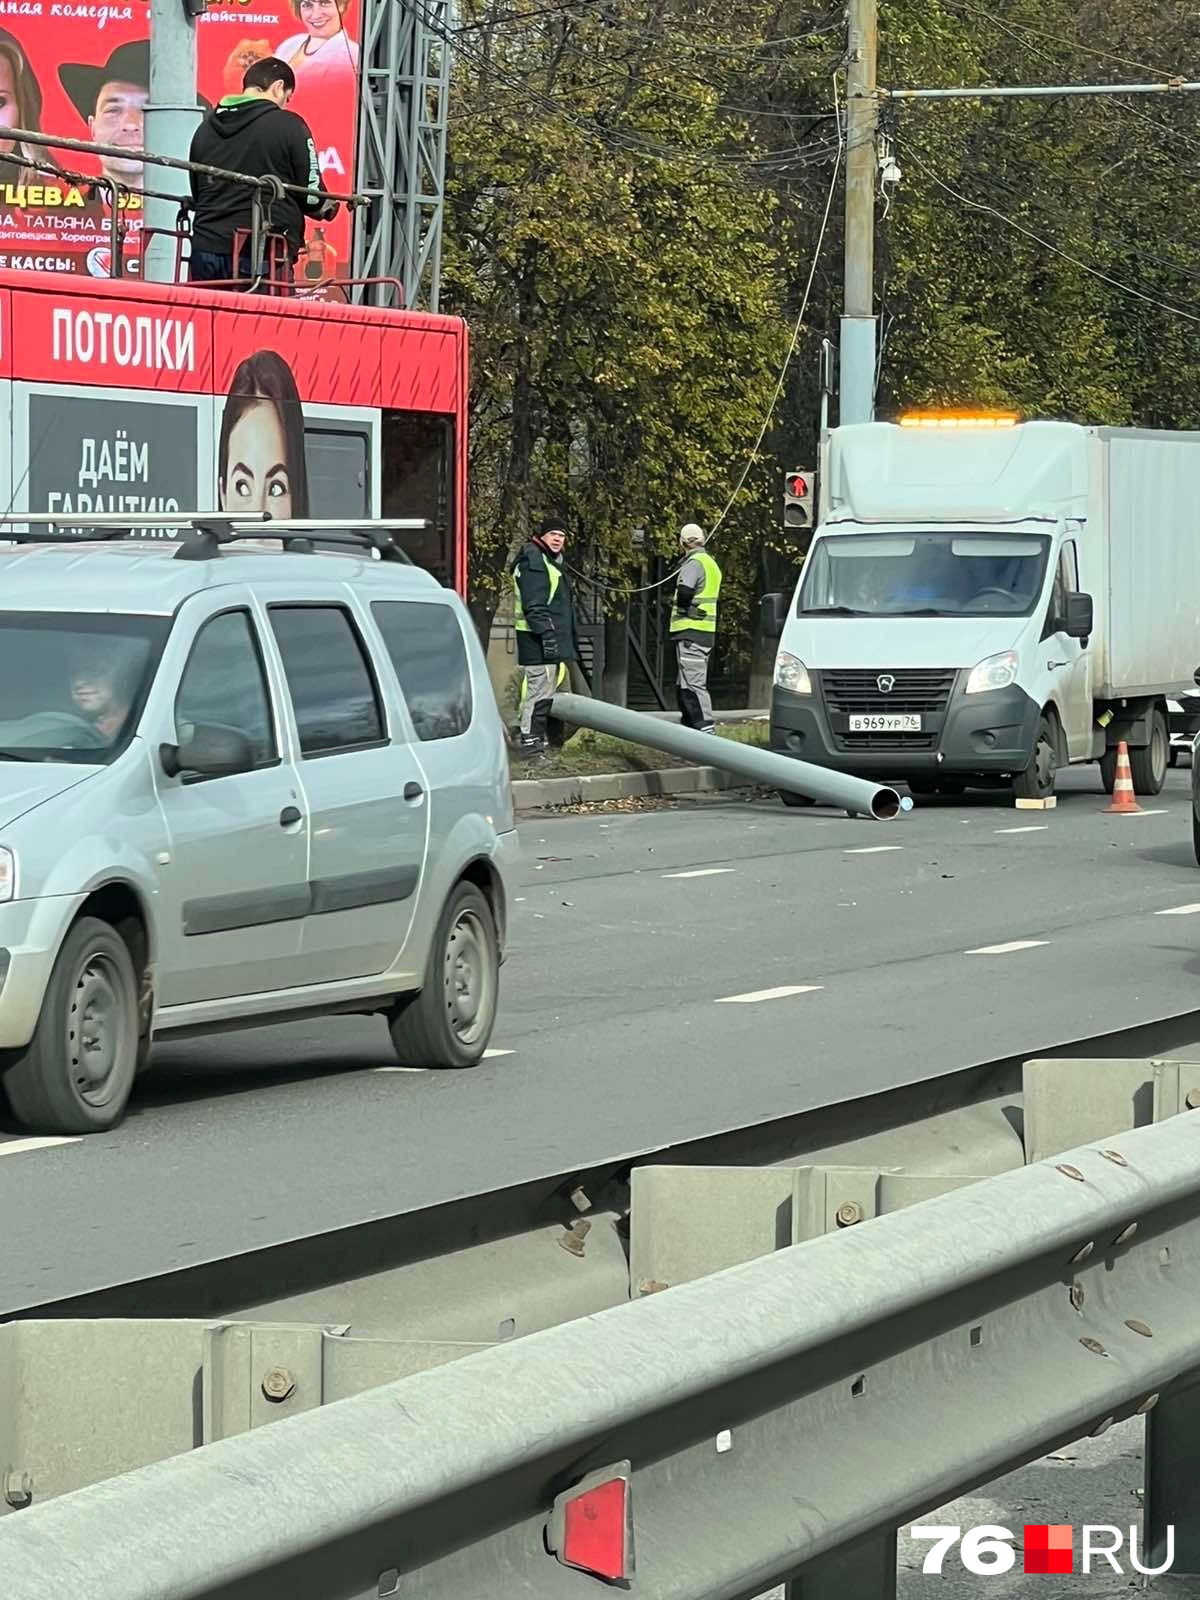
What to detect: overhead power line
<box><xmin>936</xmin><ymin>0</ymin><xmax>1180</xmax><ymax>83</ymax></box>
<box><xmin>414</xmin><ymin>0</ymin><xmax>847</xmax><ymax>173</ymax></box>
<box><xmin>901</xmin><ymin>145</ymin><xmax>1200</xmax><ymax>328</ymax></box>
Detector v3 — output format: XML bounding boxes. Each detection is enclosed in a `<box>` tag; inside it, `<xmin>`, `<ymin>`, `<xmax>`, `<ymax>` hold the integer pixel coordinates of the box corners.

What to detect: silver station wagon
<box><xmin>0</xmin><ymin>526</ymin><xmax>517</xmax><ymax>1133</ymax></box>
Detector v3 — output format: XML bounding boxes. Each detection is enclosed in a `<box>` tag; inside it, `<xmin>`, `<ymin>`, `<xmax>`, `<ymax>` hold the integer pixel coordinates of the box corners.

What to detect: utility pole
<box><xmin>143</xmin><ymin>0</ymin><xmax>204</xmax><ymax>285</ymax></box>
<box><xmin>840</xmin><ymin>0</ymin><xmax>878</xmax><ymax>426</ymax></box>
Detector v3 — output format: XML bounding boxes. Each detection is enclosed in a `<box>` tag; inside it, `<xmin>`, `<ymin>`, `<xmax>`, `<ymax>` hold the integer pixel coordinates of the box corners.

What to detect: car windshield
<box><xmin>798</xmin><ymin>531</ymin><xmax>1053</xmax><ymax>618</ymax></box>
<box><xmin>0</xmin><ymin>613</ymin><xmax>169</xmax><ymax>764</ymax></box>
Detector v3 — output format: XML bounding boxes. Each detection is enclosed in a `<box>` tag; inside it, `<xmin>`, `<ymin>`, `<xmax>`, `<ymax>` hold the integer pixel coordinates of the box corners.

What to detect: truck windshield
<box><xmin>0</xmin><ymin>614</ymin><xmax>169</xmax><ymax>764</ymax></box>
<box><xmin>798</xmin><ymin>531</ymin><xmax>1052</xmax><ymax>618</ymax></box>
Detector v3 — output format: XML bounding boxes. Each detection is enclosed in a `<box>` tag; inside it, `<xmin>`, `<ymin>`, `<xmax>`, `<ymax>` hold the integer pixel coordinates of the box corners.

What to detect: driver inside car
<box><xmin>69</xmin><ymin>648</ymin><xmax>134</xmax><ymax>744</ymax></box>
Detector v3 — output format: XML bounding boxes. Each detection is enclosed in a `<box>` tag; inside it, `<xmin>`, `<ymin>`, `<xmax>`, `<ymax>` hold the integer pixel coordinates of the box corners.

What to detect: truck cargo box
<box><xmin>1095</xmin><ymin>429</ymin><xmax>1200</xmax><ymax>700</ymax></box>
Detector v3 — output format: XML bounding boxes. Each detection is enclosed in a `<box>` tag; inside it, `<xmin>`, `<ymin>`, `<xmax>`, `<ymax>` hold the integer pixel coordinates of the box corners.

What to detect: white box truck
<box><xmin>763</xmin><ymin>418</ymin><xmax>1200</xmax><ymax>802</ymax></box>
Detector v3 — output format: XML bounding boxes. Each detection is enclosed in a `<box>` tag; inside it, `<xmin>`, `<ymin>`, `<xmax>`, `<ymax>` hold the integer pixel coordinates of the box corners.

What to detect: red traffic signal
<box><xmin>783</xmin><ymin>467</ymin><xmax>816</xmax><ymax>532</ymax></box>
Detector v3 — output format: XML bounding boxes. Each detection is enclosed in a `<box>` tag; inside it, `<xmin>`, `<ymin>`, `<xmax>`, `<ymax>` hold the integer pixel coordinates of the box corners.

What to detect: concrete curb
<box><xmin>512</xmin><ymin>764</ymin><xmax>761</xmax><ymax>811</ymax></box>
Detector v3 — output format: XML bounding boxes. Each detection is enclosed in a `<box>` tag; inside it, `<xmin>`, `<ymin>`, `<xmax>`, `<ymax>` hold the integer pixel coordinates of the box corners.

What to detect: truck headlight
<box><xmin>0</xmin><ymin>848</ymin><xmax>14</xmax><ymax>903</ymax></box>
<box><xmin>965</xmin><ymin>651</ymin><xmax>1019</xmax><ymax>696</ymax></box>
<box><xmin>774</xmin><ymin>652</ymin><xmax>812</xmax><ymax>696</ymax></box>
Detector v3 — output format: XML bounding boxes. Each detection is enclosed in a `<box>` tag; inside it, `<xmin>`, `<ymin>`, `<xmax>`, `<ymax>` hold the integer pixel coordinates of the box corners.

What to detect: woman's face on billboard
<box><xmin>0</xmin><ymin>57</ymin><xmax>21</xmax><ymax>155</ymax></box>
<box><xmin>222</xmin><ymin>400</ymin><xmax>293</xmax><ymax>519</ymax></box>
<box><xmin>299</xmin><ymin>0</ymin><xmax>343</xmax><ymax>39</ymax></box>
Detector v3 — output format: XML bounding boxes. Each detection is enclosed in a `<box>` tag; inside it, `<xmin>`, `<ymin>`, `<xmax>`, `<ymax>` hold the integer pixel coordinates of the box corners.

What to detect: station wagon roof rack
<box><xmin>0</xmin><ymin>513</ymin><xmax>428</xmax><ymax>564</ymax></box>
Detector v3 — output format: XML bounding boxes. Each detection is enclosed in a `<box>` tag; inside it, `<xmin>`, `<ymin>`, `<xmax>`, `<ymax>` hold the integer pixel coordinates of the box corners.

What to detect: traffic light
<box><xmin>783</xmin><ymin>469</ymin><xmax>815</xmax><ymax>533</ymax></box>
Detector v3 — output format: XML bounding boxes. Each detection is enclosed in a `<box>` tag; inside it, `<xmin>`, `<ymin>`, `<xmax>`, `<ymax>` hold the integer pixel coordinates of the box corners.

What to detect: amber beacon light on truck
<box><xmin>897</xmin><ymin>410</ymin><xmax>1021</xmax><ymax>429</ymax></box>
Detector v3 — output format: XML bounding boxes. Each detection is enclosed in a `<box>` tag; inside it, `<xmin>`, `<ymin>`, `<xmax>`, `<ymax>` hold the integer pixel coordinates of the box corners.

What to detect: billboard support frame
<box><xmin>352</xmin><ymin>0</ymin><xmax>451</xmax><ymax>311</ymax></box>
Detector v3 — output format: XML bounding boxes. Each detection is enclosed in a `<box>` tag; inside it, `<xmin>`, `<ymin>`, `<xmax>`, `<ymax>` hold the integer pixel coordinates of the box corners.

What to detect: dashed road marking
<box><xmin>995</xmin><ymin>825</ymin><xmax>1049</xmax><ymax>834</ymax></box>
<box><xmin>376</xmin><ymin>1047</ymin><xmax>514</xmax><ymax>1075</ymax></box>
<box><xmin>1157</xmin><ymin>904</ymin><xmax>1200</xmax><ymax>917</ymax></box>
<box><xmin>966</xmin><ymin>940</ymin><xmax>1048</xmax><ymax>956</ymax></box>
<box><xmin>662</xmin><ymin>867</ymin><xmax>736</xmax><ymax>879</ymax></box>
<box><xmin>0</xmin><ymin>1135</ymin><xmax>81</xmax><ymax>1157</ymax></box>
<box><xmin>1119</xmin><ymin>809</ymin><xmax>1171</xmax><ymax>817</ymax></box>
<box><xmin>844</xmin><ymin>845</ymin><xmax>903</xmax><ymax>855</ymax></box>
<box><xmin>715</xmin><ymin>985</ymin><xmax>824</xmax><ymax>1004</ymax></box>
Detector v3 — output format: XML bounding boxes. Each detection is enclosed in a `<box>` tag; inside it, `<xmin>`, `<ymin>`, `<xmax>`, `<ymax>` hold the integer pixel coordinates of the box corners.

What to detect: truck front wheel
<box><xmin>1012</xmin><ymin>717</ymin><xmax>1058</xmax><ymax>802</ymax></box>
<box><xmin>1129</xmin><ymin>709</ymin><xmax>1168</xmax><ymax>796</ymax></box>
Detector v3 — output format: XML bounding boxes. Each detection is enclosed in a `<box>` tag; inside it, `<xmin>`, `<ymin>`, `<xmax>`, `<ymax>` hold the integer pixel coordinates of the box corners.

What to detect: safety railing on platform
<box><xmin>1</xmin><ymin>1110</ymin><xmax>1199</xmax><ymax>1599</ymax></box>
<box><xmin>0</xmin><ymin>123</ymin><xmax>384</xmax><ymax>300</ymax></box>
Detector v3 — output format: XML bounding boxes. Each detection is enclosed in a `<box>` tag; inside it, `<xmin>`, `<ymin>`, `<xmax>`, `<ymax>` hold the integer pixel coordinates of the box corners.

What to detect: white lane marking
<box><xmin>662</xmin><ymin>867</ymin><xmax>736</xmax><ymax>879</ymax></box>
<box><xmin>1157</xmin><ymin>903</ymin><xmax>1200</xmax><ymax>917</ymax></box>
<box><xmin>376</xmin><ymin>1048</ymin><xmax>514</xmax><ymax>1075</ymax></box>
<box><xmin>715</xmin><ymin>985</ymin><xmax>824</xmax><ymax>1004</ymax></box>
<box><xmin>844</xmin><ymin>845</ymin><xmax>903</xmax><ymax>854</ymax></box>
<box><xmin>995</xmin><ymin>825</ymin><xmax>1048</xmax><ymax>834</ymax></box>
<box><xmin>966</xmin><ymin>940</ymin><xmax>1048</xmax><ymax>955</ymax></box>
<box><xmin>1117</xmin><ymin>809</ymin><xmax>1171</xmax><ymax>817</ymax></box>
<box><xmin>0</xmin><ymin>1135</ymin><xmax>81</xmax><ymax>1156</ymax></box>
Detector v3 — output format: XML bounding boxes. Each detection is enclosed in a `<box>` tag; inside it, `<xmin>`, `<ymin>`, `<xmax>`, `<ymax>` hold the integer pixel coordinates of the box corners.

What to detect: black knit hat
<box><xmin>536</xmin><ymin>517</ymin><xmax>566</xmax><ymax>538</ymax></box>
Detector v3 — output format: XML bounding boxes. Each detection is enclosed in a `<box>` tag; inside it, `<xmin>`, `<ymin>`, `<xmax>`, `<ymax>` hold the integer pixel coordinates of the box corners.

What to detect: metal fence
<box><xmin>2</xmin><ymin>1109</ymin><xmax>1199</xmax><ymax>1599</ymax></box>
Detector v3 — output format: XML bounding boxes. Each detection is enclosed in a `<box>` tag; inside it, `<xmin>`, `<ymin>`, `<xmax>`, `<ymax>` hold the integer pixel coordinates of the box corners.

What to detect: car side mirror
<box><xmin>1063</xmin><ymin>591</ymin><xmax>1093</xmax><ymax>640</ymax></box>
<box><xmin>760</xmin><ymin>592</ymin><xmax>786</xmax><ymax>640</ymax></box>
<box><xmin>160</xmin><ymin>725</ymin><xmax>255</xmax><ymax>780</ymax></box>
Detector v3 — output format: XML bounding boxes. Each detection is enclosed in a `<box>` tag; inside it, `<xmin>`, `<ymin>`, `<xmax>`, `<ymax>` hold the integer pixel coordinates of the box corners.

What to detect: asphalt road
<box><xmin>4</xmin><ymin>763</ymin><xmax>1200</xmax><ymax>1310</ymax></box>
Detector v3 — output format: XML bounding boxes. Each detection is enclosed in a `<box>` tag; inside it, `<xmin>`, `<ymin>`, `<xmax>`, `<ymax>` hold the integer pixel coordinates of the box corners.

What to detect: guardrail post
<box><xmin>1145</xmin><ymin>1382</ymin><xmax>1200</xmax><ymax>1573</ymax></box>
<box><xmin>785</xmin><ymin>1530</ymin><xmax>898</xmax><ymax>1597</ymax></box>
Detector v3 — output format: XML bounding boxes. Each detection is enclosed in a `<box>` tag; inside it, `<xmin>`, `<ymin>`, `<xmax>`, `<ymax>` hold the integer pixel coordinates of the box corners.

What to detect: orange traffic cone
<box><xmin>1104</xmin><ymin>741</ymin><xmax>1142</xmax><ymax>814</ymax></box>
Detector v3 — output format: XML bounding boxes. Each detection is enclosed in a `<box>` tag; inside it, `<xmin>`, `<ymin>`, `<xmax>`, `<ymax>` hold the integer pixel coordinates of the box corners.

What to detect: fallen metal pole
<box><xmin>550</xmin><ymin>694</ymin><xmax>904</xmax><ymax>819</ymax></box>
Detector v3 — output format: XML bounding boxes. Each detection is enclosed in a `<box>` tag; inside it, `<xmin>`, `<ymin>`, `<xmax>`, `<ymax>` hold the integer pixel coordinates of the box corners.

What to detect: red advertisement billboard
<box><xmin>0</xmin><ymin>0</ymin><xmax>359</xmax><ymax>281</ymax></box>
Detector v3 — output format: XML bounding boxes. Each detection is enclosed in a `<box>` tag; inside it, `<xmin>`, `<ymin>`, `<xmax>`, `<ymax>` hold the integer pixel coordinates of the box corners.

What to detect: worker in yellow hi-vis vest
<box><xmin>669</xmin><ymin>523</ymin><xmax>722</xmax><ymax>731</ymax></box>
<box><xmin>511</xmin><ymin>517</ymin><xmax>591</xmax><ymax>756</ymax></box>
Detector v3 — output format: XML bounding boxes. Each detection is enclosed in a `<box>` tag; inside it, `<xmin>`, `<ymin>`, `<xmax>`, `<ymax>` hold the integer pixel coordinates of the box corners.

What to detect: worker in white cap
<box><xmin>670</xmin><ymin>522</ymin><xmax>722</xmax><ymax>732</ymax></box>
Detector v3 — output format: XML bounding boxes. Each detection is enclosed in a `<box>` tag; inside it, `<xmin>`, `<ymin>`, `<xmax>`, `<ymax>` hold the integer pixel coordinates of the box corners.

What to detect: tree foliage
<box><xmin>441</xmin><ymin>0</ymin><xmax>1200</xmax><ymax>675</ymax></box>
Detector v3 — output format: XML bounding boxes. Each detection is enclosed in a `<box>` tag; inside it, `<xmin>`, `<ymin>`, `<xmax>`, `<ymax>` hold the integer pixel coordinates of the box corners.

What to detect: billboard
<box><xmin>0</xmin><ymin>0</ymin><xmax>360</xmax><ymax>281</ymax></box>
<box><xmin>0</xmin><ymin>276</ymin><xmax>468</xmax><ymax>586</ymax></box>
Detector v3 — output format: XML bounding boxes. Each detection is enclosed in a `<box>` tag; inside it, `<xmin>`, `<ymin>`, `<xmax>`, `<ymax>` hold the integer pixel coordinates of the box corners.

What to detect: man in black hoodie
<box><xmin>187</xmin><ymin>57</ymin><xmax>337</xmax><ymax>289</ymax></box>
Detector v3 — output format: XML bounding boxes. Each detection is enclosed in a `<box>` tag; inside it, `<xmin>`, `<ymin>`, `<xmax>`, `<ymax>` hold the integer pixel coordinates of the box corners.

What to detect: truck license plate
<box><xmin>849</xmin><ymin>713</ymin><xmax>922</xmax><ymax>732</ymax></box>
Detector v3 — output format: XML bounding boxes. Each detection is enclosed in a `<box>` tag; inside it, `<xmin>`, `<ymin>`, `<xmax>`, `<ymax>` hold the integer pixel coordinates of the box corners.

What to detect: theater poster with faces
<box><xmin>0</xmin><ymin>0</ymin><xmax>360</xmax><ymax>280</ymax></box>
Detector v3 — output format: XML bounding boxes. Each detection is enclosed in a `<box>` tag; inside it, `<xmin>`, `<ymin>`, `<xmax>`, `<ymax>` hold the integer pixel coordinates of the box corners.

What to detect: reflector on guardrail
<box><xmin>546</xmin><ymin>1461</ymin><xmax>635</xmax><ymax>1583</ymax></box>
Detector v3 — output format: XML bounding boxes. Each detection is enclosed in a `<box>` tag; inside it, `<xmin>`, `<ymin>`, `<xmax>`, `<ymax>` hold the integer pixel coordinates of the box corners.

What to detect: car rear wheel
<box><xmin>1129</xmin><ymin>709</ymin><xmax>1168</xmax><ymax>796</ymax></box>
<box><xmin>389</xmin><ymin>881</ymin><xmax>499</xmax><ymax>1069</ymax></box>
<box><xmin>3</xmin><ymin>918</ymin><xmax>139</xmax><ymax>1134</ymax></box>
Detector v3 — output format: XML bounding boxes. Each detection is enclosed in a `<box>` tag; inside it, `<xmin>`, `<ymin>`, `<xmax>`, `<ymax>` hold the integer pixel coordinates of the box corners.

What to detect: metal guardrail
<box><xmin>3</xmin><ymin>1110</ymin><xmax>1199</xmax><ymax>1598</ymax></box>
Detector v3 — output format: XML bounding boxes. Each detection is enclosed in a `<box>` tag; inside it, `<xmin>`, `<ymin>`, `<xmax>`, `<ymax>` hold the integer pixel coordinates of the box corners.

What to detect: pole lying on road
<box><xmin>550</xmin><ymin>693</ymin><xmax>904</xmax><ymax>819</ymax></box>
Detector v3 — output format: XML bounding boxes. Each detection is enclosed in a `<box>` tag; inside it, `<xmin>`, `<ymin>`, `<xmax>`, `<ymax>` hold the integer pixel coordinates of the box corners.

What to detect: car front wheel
<box><xmin>3</xmin><ymin>917</ymin><xmax>139</xmax><ymax>1133</ymax></box>
<box><xmin>1012</xmin><ymin>716</ymin><xmax>1058</xmax><ymax>802</ymax></box>
<box><xmin>389</xmin><ymin>881</ymin><xmax>500</xmax><ymax>1069</ymax></box>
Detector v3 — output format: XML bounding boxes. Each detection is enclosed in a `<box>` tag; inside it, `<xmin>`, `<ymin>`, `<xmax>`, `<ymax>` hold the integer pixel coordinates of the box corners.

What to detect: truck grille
<box><xmin>821</xmin><ymin>669</ymin><xmax>957</xmax><ymax>715</ymax></box>
<box><xmin>819</xmin><ymin>668</ymin><xmax>958</xmax><ymax>751</ymax></box>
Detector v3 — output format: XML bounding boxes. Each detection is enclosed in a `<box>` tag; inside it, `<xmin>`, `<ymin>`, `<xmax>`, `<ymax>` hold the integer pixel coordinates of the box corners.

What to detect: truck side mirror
<box><xmin>1064</xmin><ymin>592</ymin><xmax>1092</xmax><ymax>640</ymax></box>
<box><xmin>760</xmin><ymin>592</ymin><xmax>786</xmax><ymax>639</ymax></box>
